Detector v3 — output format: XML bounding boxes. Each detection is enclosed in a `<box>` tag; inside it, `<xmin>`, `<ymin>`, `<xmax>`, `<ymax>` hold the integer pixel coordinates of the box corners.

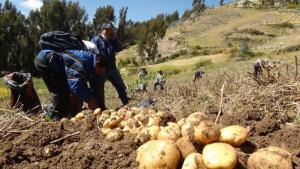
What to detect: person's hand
<box><xmin>87</xmin><ymin>98</ymin><xmax>98</xmax><ymax>110</ymax></box>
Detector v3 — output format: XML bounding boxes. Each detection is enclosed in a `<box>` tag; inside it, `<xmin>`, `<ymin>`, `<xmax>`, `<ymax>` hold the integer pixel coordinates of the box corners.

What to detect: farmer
<box><xmin>253</xmin><ymin>58</ymin><xmax>270</xmax><ymax>78</ymax></box>
<box><xmin>138</xmin><ymin>67</ymin><xmax>148</xmax><ymax>79</ymax></box>
<box><xmin>91</xmin><ymin>22</ymin><xmax>130</xmax><ymax>110</ymax></box>
<box><xmin>135</xmin><ymin>67</ymin><xmax>148</xmax><ymax>93</ymax></box>
<box><xmin>193</xmin><ymin>69</ymin><xmax>205</xmax><ymax>82</ymax></box>
<box><xmin>154</xmin><ymin>70</ymin><xmax>166</xmax><ymax>91</ymax></box>
<box><xmin>35</xmin><ymin>42</ymin><xmax>105</xmax><ymax>119</ymax></box>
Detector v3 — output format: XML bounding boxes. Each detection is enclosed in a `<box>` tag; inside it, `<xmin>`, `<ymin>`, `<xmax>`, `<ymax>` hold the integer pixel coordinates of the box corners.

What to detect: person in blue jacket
<box><xmin>91</xmin><ymin>22</ymin><xmax>130</xmax><ymax>110</ymax></box>
<box><xmin>34</xmin><ymin>49</ymin><xmax>105</xmax><ymax>119</ymax></box>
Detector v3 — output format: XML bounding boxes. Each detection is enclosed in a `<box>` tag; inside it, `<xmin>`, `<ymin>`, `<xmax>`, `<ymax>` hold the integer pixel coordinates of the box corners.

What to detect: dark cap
<box><xmin>101</xmin><ymin>22</ymin><xmax>114</xmax><ymax>30</ymax></box>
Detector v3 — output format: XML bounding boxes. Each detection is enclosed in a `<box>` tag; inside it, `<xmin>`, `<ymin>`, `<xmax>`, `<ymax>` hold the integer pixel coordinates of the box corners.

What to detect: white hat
<box><xmin>82</xmin><ymin>40</ymin><xmax>100</xmax><ymax>54</ymax></box>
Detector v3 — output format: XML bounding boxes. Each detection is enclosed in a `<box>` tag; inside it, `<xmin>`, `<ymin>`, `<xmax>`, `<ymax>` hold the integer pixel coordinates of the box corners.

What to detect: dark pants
<box><xmin>253</xmin><ymin>63</ymin><xmax>262</xmax><ymax>78</ymax></box>
<box><xmin>154</xmin><ymin>82</ymin><xmax>164</xmax><ymax>91</ymax></box>
<box><xmin>91</xmin><ymin>68</ymin><xmax>129</xmax><ymax>109</ymax></box>
<box><xmin>34</xmin><ymin>57</ymin><xmax>71</xmax><ymax>118</ymax></box>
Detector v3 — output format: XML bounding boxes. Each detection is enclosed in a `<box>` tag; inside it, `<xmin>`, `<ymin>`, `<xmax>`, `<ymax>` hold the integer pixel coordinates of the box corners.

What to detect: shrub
<box><xmin>194</xmin><ymin>59</ymin><xmax>213</xmax><ymax>69</ymax></box>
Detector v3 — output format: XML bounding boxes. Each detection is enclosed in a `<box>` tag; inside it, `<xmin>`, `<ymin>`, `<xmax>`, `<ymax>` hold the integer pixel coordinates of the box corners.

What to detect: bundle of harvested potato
<box><xmin>135</xmin><ymin>125</ymin><xmax>160</xmax><ymax>144</ymax></box>
<box><xmin>220</xmin><ymin>125</ymin><xmax>248</xmax><ymax>146</ymax></box>
<box><xmin>182</xmin><ymin>153</ymin><xmax>206</xmax><ymax>169</ymax></box>
<box><xmin>194</xmin><ymin>121</ymin><xmax>220</xmax><ymax>144</ymax></box>
<box><xmin>247</xmin><ymin>146</ymin><xmax>293</xmax><ymax>169</ymax></box>
<box><xmin>136</xmin><ymin>140</ymin><xmax>181</xmax><ymax>169</ymax></box>
<box><xmin>202</xmin><ymin>143</ymin><xmax>237</xmax><ymax>169</ymax></box>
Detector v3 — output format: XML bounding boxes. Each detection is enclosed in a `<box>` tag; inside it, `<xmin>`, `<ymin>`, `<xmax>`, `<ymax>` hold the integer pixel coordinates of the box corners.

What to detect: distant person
<box><xmin>138</xmin><ymin>67</ymin><xmax>148</xmax><ymax>79</ymax></box>
<box><xmin>193</xmin><ymin>69</ymin><xmax>205</xmax><ymax>82</ymax></box>
<box><xmin>154</xmin><ymin>70</ymin><xmax>166</xmax><ymax>91</ymax></box>
<box><xmin>136</xmin><ymin>67</ymin><xmax>148</xmax><ymax>93</ymax></box>
<box><xmin>253</xmin><ymin>58</ymin><xmax>270</xmax><ymax>78</ymax></box>
<box><xmin>91</xmin><ymin>22</ymin><xmax>130</xmax><ymax>110</ymax></box>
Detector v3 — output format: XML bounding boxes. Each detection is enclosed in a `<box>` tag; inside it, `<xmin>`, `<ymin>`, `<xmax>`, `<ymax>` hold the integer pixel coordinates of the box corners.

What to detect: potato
<box><xmin>186</xmin><ymin>112</ymin><xmax>207</xmax><ymax>125</ymax></box>
<box><xmin>75</xmin><ymin>112</ymin><xmax>85</xmax><ymax>121</ymax></box>
<box><xmin>176</xmin><ymin>136</ymin><xmax>197</xmax><ymax>158</ymax></box>
<box><xmin>101</xmin><ymin>128</ymin><xmax>112</xmax><ymax>135</ymax></box>
<box><xmin>167</xmin><ymin>122</ymin><xmax>181</xmax><ymax>135</ymax></box>
<box><xmin>125</xmin><ymin>110</ymin><xmax>135</xmax><ymax>118</ymax></box>
<box><xmin>103</xmin><ymin>115</ymin><xmax>123</xmax><ymax>129</ymax></box>
<box><xmin>247</xmin><ymin>146</ymin><xmax>293</xmax><ymax>169</ymax></box>
<box><xmin>106</xmin><ymin>129</ymin><xmax>124</xmax><ymax>141</ymax></box>
<box><xmin>177</xmin><ymin>118</ymin><xmax>186</xmax><ymax>128</ymax></box>
<box><xmin>182</xmin><ymin>153</ymin><xmax>206</xmax><ymax>169</ymax></box>
<box><xmin>135</xmin><ymin>125</ymin><xmax>160</xmax><ymax>144</ymax></box>
<box><xmin>70</xmin><ymin>117</ymin><xmax>77</xmax><ymax>123</ymax></box>
<box><xmin>220</xmin><ymin>125</ymin><xmax>248</xmax><ymax>146</ymax></box>
<box><xmin>147</xmin><ymin>115</ymin><xmax>161</xmax><ymax>126</ymax></box>
<box><xmin>93</xmin><ymin>108</ymin><xmax>101</xmax><ymax>116</ymax></box>
<box><xmin>194</xmin><ymin>121</ymin><xmax>220</xmax><ymax>144</ymax></box>
<box><xmin>181</xmin><ymin>122</ymin><xmax>195</xmax><ymax>140</ymax></box>
<box><xmin>158</xmin><ymin>125</ymin><xmax>181</xmax><ymax>142</ymax></box>
<box><xmin>157</xmin><ymin>111</ymin><xmax>167</xmax><ymax>118</ymax></box>
<box><xmin>136</xmin><ymin>140</ymin><xmax>181</xmax><ymax>169</ymax></box>
<box><xmin>148</xmin><ymin>109</ymin><xmax>157</xmax><ymax>114</ymax></box>
<box><xmin>203</xmin><ymin>143</ymin><xmax>237</xmax><ymax>169</ymax></box>
<box><xmin>98</xmin><ymin>113</ymin><xmax>110</xmax><ymax>125</ymax></box>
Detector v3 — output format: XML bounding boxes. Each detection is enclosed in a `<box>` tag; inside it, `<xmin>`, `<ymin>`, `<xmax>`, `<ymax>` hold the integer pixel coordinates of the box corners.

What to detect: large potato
<box><xmin>247</xmin><ymin>146</ymin><xmax>293</xmax><ymax>169</ymax></box>
<box><xmin>182</xmin><ymin>153</ymin><xmax>206</xmax><ymax>169</ymax></box>
<box><xmin>136</xmin><ymin>140</ymin><xmax>181</xmax><ymax>169</ymax></box>
<box><xmin>203</xmin><ymin>143</ymin><xmax>237</xmax><ymax>169</ymax></box>
<box><xmin>158</xmin><ymin>125</ymin><xmax>181</xmax><ymax>142</ymax></box>
<box><xmin>135</xmin><ymin>125</ymin><xmax>160</xmax><ymax>144</ymax></box>
<box><xmin>194</xmin><ymin>121</ymin><xmax>220</xmax><ymax>144</ymax></box>
<box><xmin>220</xmin><ymin>125</ymin><xmax>248</xmax><ymax>146</ymax></box>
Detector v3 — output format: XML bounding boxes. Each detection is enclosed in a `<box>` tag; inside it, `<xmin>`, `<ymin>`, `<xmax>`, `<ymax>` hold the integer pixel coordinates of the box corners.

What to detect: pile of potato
<box><xmin>71</xmin><ymin>108</ymin><xmax>293</xmax><ymax>169</ymax></box>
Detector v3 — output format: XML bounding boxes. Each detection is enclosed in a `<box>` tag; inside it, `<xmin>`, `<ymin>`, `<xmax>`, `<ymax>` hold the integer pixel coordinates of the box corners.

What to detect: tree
<box><xmin>220</xmin><ymin>0</ymin><xmax>224</xmax><ymax>6</ymax></box>
<box><xmin>192</xmin><ymin>0</ymin><xmax>205</xmax><ymax>14</ymax></box>
<box><xmin>117</xmin><ymin>6</ymin><xmax>128</xmax><ymax>44</ymax></box>
<box><xmin>93</xmin><ymin>5</ymin><xmax>115</xmax><ymax>31</ymax></box>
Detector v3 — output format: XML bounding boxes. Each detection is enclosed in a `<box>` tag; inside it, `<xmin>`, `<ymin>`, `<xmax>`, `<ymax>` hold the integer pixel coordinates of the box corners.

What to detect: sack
<box><xmin>3</xmin><ymin>72</ymin><xmax>41</xmax><ymax>113</ymax></box>
<box><xmin>39</xmin><ymin>31</ymin><xmax>85</xmax><ymax>52</ymax></box>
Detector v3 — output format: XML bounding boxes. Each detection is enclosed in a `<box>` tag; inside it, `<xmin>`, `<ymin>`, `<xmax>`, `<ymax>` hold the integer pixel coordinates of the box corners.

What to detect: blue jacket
<box><xmin>91</xmin><ymin>35</ymin><xmax>122</xmax><ymax>69</ymax></box>
<box><xmin>36</xmin><ymin>50</ymin><xmax>96</xmax><ymax>101</ymax></box>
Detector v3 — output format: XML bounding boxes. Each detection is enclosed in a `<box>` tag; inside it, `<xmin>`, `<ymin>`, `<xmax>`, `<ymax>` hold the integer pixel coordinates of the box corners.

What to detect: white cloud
<box><xmin>21</xmin><ymin>0</ymin><xmax>43</xmax><ymax>10</ymax></box>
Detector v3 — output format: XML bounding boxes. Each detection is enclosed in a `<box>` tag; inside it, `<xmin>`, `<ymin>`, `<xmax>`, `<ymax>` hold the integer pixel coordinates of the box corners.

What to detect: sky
<box><xmin>2</xmin><ymin>0</ymin><xmax>232</xmax><ymax>22</ymax></box>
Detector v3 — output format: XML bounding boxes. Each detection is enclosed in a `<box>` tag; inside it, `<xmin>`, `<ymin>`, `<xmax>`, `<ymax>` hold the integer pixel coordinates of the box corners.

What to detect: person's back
<box><xmin>194</xmin><ymin>69</ymin><xmax>205</xmax><ymax>81</ymax></box>
<box><xmin>35</xmin><ymin>49</ymin><xmax>99</xmax><ymax>118</ymax></box>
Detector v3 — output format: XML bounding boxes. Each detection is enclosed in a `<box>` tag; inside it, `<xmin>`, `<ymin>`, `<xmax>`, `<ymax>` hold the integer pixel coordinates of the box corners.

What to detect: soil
<box><xmin>0</xmin><ymin>109</ymin><xmax>299</xmax><ymax>169</ymax></box>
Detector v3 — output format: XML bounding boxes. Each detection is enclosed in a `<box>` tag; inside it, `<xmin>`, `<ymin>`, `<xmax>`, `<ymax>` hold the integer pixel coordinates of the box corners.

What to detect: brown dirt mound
<box><xmin>0</xmin><ymin>115</ymin><xmax>138</xmax><ymax>169</ymax></box>
<box><xmin>219</xmin><ymin>110</ymin><xmax>300</xmax><ymax>169</ymax></box>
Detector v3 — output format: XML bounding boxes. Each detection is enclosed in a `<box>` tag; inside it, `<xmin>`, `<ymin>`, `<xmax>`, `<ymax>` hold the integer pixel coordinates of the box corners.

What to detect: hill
<box><xmin>117</xmin><ymin>6</ymin><xmax>300</xmax><ymax>76</ymax></box>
